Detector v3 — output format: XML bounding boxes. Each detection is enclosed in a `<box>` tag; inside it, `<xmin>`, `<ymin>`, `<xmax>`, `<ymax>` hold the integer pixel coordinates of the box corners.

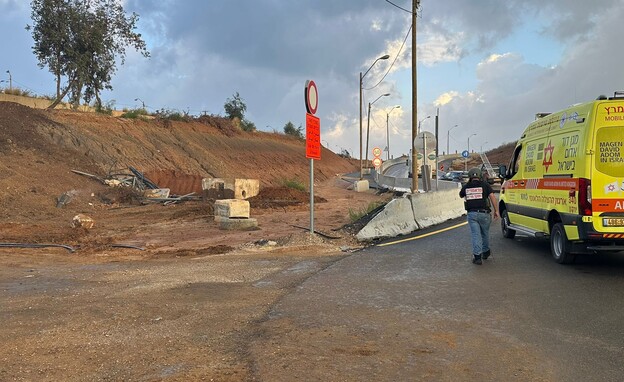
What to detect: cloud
<box><xmin>6</xmin><ymin>0</ymin><xmax>624</xmax><ymax>162</ymax></box>
<box><xmin>434</xmin><ymin>92</ymin><xmax>459</xmax><ymax>107</ymax></box>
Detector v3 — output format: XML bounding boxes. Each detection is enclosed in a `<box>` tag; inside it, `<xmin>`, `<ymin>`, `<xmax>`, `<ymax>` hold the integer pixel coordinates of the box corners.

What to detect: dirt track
<box><xmin>1</xmin><ymin>242</ymin><xmax>352</xmax><ymax>381</ymax></box>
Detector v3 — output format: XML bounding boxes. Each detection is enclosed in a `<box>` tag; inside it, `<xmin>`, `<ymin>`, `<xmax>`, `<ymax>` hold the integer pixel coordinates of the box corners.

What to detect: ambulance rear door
<box><xmin>591</xmin><ymin>100</ymin><xmax>624</xmax><ymax>233</ymax></box>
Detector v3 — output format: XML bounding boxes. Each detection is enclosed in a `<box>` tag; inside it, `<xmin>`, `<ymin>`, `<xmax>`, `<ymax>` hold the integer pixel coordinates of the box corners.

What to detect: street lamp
<box><xmin>5</xmin><ymin>70</ymin><xmax>12</xmax><ymax>91</ymax></box>
<box><xmin>359</xmin><ymin>54</ymin><xmax>390</xmax><ymax>179</ymax></box>
<box><xmin>134</xmin><ymin>97</ymin><xmax>146</xmax><ymax>109</ymax></box>
<box><xmin>466</xmin><ymin>133</ymin><xmax>477</xmax><ymax>171</ymax></box>
<box><xmin>480</xmin><ymin>141</ymin><xmax>488</xmax><ymax>153</ymax></box>
<box><xmin>447</xmin><ymin>124</ymin><xmax>458</xmax><ymax>155</ymax></box>
<box><xmin>365</xmin><ymin>93</ymin><xmax>390</xmax><ymax>165</ymax></box>
<box><xmin>417</xmin><ymin>115</ymin><xmax>431</xmax><ymax>134</ymax></box>
<box><xmin>386</xmin><ymin>105</ymin><xmax>400</xmax><ymax>160</ymax></box>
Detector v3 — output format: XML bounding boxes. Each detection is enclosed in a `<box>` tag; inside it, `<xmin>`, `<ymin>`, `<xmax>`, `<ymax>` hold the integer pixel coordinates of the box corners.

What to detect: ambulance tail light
<box><xmin>578</xmin><ymin>178</ymin><xmax>592</xmax><ymax>216</ymax></box>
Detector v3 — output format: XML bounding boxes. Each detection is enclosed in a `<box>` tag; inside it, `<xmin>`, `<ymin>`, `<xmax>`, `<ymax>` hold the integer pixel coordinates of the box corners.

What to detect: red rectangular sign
<box><xmin>306</xmin><ymin>113</ymin><xmax>321</xmax><ymax>160</ymax></box>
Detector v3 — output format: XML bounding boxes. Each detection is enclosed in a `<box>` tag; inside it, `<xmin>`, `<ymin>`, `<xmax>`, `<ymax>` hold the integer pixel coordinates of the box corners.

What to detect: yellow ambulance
<box><xmin>499</xmin><ymin>91</ymin><xmax>624</xmax><ymax>264</ymax></box>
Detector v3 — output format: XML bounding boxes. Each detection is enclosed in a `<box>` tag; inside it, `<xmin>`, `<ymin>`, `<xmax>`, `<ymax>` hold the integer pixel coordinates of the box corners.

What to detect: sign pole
<box><xmin>305</xmin><ymin>80</ymin><xmax>320</xmax><ymax>236</ymax></box>
<box><xmin>310</xmin><ymin>159</ymin><xmax>314</xmax><ymax>233</ymax></box>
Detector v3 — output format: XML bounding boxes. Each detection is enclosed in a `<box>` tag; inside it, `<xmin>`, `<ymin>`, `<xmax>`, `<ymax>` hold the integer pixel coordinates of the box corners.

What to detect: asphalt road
<box><xmin>252</xmin><ymin>217</ymin><xmax>624</xmax><ymax>381</ymax></box>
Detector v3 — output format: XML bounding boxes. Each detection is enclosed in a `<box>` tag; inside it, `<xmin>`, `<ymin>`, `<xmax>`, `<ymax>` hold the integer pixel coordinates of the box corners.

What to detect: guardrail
<box><xmin>372</xmin><ymin>156</ymin><xmax>460</xmax><ymax>192</ymax></box>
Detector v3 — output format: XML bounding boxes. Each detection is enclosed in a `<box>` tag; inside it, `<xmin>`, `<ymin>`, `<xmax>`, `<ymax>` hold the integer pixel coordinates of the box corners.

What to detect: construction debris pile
<box><xmin>71</xmin><ymin>166</ymin><xmax>199</xmax><ymax>205</ymax></box>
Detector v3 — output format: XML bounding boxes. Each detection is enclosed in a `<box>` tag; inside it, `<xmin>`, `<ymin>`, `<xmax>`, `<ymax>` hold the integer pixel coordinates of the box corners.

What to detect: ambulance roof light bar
<box><xmin>535</xmin><ymin>112</ymin><xmax>551</xmax><ymax>119</ymax></box>
<box><xmin>610</xmin><ymin>91</ymin><xmax>624</xmax><ymax>100</ymax></box>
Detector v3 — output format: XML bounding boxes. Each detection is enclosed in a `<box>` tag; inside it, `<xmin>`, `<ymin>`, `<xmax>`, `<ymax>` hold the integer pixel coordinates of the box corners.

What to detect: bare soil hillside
<box><xmin>0</xmin><ymin>101</ymin><xmax>387</xmax><ymax>254</ymax></box>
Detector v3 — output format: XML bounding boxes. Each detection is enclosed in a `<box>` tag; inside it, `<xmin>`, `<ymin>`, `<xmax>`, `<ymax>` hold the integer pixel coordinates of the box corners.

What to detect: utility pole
<box><xmin>359</xmin><ymin>71</ymin><xmax>363</xmax><ymax>179</ymax></box>
<box><xmin>410</xmin><ymin>0</ymin><xmax>420</xmax><ymax>192</ymax></box>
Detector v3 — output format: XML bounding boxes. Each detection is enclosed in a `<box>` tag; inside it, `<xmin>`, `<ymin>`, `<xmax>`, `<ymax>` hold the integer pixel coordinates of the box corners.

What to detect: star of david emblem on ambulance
<box><xmin>543</xmin><ymin>140</ymin><xmax>554</xmax><ymax>172</ymax></box>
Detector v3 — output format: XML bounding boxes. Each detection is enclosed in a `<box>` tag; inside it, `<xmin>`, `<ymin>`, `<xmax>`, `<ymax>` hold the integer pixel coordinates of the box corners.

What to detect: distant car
<box><xmin>440</xmin><ymin>170</ymin><xmax>468</xmax><ymax>182</ymax></box>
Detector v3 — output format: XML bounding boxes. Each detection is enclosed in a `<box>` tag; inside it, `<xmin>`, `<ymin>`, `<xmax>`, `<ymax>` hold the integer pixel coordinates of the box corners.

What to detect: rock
<box><xmin>71</xmin><ymin>214</ymin><xmax>95</xmax><ymax>229</ymax></box>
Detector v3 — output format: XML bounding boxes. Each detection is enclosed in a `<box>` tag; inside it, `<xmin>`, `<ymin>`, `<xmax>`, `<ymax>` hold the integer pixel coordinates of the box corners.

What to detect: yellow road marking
<box><xmin>377</xmin><ymin>221</ymin><xmax>468</xmax><ymax>247</ymax></box>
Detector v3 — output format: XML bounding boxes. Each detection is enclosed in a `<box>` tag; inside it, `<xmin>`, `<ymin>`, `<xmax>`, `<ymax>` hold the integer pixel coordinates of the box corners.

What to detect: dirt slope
<box><xmin>0</xmin><ymin>101</ymin><xmax>384</xmax><ymax>250</ymax></box>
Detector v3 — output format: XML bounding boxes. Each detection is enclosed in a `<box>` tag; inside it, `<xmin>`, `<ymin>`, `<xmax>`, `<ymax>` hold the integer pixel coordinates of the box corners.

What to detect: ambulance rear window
<box><xmin>596</xmin><ymin>126</ymin><xmax>624</xmax><ymax>177</ymax></box>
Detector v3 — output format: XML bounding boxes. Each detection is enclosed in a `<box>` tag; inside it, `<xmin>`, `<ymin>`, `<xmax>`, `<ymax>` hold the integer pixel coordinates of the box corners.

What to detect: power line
<box><xmin>363</xmin><ymin>22</ymin><xmax>412</xmax><ymax>90</ymax></box>
<box><xmin>384</xmin><ymin>0</ymin><xmax>412</xmax><ymax>14</ymax></box>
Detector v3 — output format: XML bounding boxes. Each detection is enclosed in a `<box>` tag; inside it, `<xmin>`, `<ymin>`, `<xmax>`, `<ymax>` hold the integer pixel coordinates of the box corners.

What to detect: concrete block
<box><xmin>214</xmin><ymin>199</ymin><xmax>250</xmax><ymax>219</ymax></box>
<box><xmin>409</xmin><ymin>188</ymin><xmax>465</xmax><ymax>229</ymax></box>
<box><xmin>356</xmin><ymin>197</ymin><xmax>417</xmax><ymax>241</ymax></box>
<box><xmin>217</xmin><ymin>217</ymin><xmax>258</xmax><ymax>230</ymax></box>
<box><xmin>353</xmin><ymin>180</ymin><xmax>369</xmax><ymax>192</ymax></box>
<box><xmin>202</xmin><ymin>178</ymin><xmax>259</xmax><ymax>199</ymax></box>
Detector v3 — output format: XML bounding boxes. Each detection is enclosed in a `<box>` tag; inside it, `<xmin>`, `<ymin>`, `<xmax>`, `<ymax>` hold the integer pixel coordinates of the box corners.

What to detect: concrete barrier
<box><xmin>355</xmin><ymin>197</ymin><xmax>418</xmax><ymax>241</ymax></box>
<box><xmin>356</xmin><ymin>188</ymin><xmax>466</xmax><ymax>241</ymax></box>
<box><xmin>409</xmin><ymin>188</ymin><xmax>465</xmax><ymax>229</ymax></box>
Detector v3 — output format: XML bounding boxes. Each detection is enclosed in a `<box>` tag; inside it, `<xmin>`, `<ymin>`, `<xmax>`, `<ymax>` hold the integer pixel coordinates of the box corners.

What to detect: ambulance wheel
<box><xmin>550</xmin><ymin>223</ymin><xmax>574</xmax><ymax>264</ymax></box>
<box><xmin>501</xmin><ymin>209</ymin><xmax>516</xmax><ymax>239</ymax></box>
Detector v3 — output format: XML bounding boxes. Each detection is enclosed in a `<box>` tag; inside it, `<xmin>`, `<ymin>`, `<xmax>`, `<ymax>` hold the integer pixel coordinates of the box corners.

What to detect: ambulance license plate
<box><xmin>603</xmin><ymin>218</ymin><xmax>624</xmax><ymax>227</ymax></box>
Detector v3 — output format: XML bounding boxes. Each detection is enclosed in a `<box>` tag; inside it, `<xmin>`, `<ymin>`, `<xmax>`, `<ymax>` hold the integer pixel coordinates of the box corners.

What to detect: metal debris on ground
<box><xmin>142</xmin><ymin>192</ymin><xmax>200</xmax><ymax>205</ymax></box>
<box><xmin>111</xmin><ymin>244</ymin><xmax>146</xmax><ymax>251</ymax></box>
<box><xmin>0</xmin><ymin>243</ymin><xmax>76</xmax><ymax>253</ymax></box>
<box><xmin>0</xmin><ymin>243</ymin><xmax>146</xmax><ymax>252</ymax></box>
<box><xmin>291</xmin><ymin>224</ymin><xmax>342</xmax><ymax>239</ymax></box>
<box><xmin>129</xmin><ymin>166</ymin><xmax>159</xmax><ymax>189</ymax></box>
<box><xmin>72</xmin><ymin>167</ymin><xmax>199</xmax><ymax>205</ymax></box>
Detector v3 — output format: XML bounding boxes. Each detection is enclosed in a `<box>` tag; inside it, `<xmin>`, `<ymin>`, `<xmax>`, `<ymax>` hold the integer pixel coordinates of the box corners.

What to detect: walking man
<box><xmin>459</xmin><ymin>167</ymin><xmax>499</xmax><ymax>264</ymax></box>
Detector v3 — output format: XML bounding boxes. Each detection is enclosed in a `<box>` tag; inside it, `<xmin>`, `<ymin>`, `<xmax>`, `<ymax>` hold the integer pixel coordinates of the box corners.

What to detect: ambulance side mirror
<box><xmin>499</xmin><ymin>164</ymin><xmax>508</xmax><ymax>179</ymax></box>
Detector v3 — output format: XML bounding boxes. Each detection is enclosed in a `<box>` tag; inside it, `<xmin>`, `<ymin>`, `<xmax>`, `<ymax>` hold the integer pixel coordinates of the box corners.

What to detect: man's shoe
<box><xmin>482</xmin><ymin>250</ymin><xmax>491</xmax><ymax>260</ymax></box>
<box><xmin>472</xmin><ymin>256</ymin><xmax>482</xmax><ymax>265</ymax></box>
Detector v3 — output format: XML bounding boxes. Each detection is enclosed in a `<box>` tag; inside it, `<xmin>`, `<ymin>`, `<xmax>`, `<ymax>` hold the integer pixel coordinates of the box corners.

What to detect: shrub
<box><xmin>96</xmin><ymin>100</ymin><xmax>116</xmax><ymax>115</ymax></box>
<box><xmin>241</xmin><ymin>119</ymin><xmax>256</xmax><ymax>132</ymax></box>
<box><xmin>2</xmin><ymin>87</ymin><xmax>32</xmax><ymax>97</ymax></box>
<box><xmin>348</xmin><ymin>201</ymin><xmax>386</xmax><ymax>222</ymax></box>
<box><xmin>120</xmin><ymin>108</ymin><xmax>149</xmax><ymax>119</ymax></box>
<box><xmin>154</xmin><ymin>108</ymin><xmax>191</xmax><ymax>122</ymax></box>
<box><xmin>282</xmin><ymin>178</ymin><xmax>306</xmax><ymax>192</ymax></box>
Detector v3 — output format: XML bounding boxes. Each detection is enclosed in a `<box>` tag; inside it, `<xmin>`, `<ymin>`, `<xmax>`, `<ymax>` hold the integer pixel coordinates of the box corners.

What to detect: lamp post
<box><xmin>480</xmin><ymin>141</ymin><xmax>488</xmax><ymax>153</ymax></box>
<box><xmin>359</xmin><ymin>54</ymin><xmax>390</xmax><ymax>179</ymax></box>
<box><xmin>134</xmin><ymin>97</ymin><xmax>146</xmax><ymax>109</ymax></box>
<box><xmin>386</xmin><ymin>105</ymin><xmax>400</xmax><ymax>160</ymax></box>
<box><xmin>365</xmin><ymin>93</ymin><xmax>390</xmax><ymax>166</ymax></box>
<box><xmin>5</xmin><ymin>70</ymin><xmax>12</xmax><ymax>91</ymax></box>
<box><xmin>417</xmin><ymin>115</ymin><xmax>430</xmax><ymax>134</ymax></box>
<box><xmin>447</xmin><ymin>124</ymin><xmax>458</xmax><ymax>155</ymax></box>
<box><xmin>466</xmin><ymin>133</ymin><xmax>477</xmax><ymax>171</ymax></box>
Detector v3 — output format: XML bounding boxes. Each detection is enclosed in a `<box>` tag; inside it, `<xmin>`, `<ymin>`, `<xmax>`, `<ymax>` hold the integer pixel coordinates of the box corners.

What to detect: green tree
<box><xmin>27</xmin><ymin>0</ymin><xmax>149</xmax><ymax>109</ymax></box>
<box><xmin>224</xmin><ymin>92</ymin><xmax>256</xmax><ymax>131</ymax></box>
<box><xmin>283</xmin><ymin>121</ymin><xmax>304</xmax><ymax>139</ymax></box>
<box><xmin>223</xmin><ymin>92</ymin><xmax>246</xmax><ymax>120</ymax></box>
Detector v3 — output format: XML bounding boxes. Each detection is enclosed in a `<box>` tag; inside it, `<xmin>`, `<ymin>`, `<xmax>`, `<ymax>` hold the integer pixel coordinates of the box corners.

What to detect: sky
<box><xmin>1</xmin><ymin>0</ymin><xmax>623</xmax><ymax>161</ymax></box>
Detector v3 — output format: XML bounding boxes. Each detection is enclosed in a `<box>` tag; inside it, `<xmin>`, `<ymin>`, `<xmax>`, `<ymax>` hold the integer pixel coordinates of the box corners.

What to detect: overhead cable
<box><xmin>363</xmin><ymin>23</ymin><xmax>412</xmax><ymax>90</ymax></box>
<box><xmin>384</xmin><ymin>0</ymin><xmax>413</xmax><ymax>14</ymax></box>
